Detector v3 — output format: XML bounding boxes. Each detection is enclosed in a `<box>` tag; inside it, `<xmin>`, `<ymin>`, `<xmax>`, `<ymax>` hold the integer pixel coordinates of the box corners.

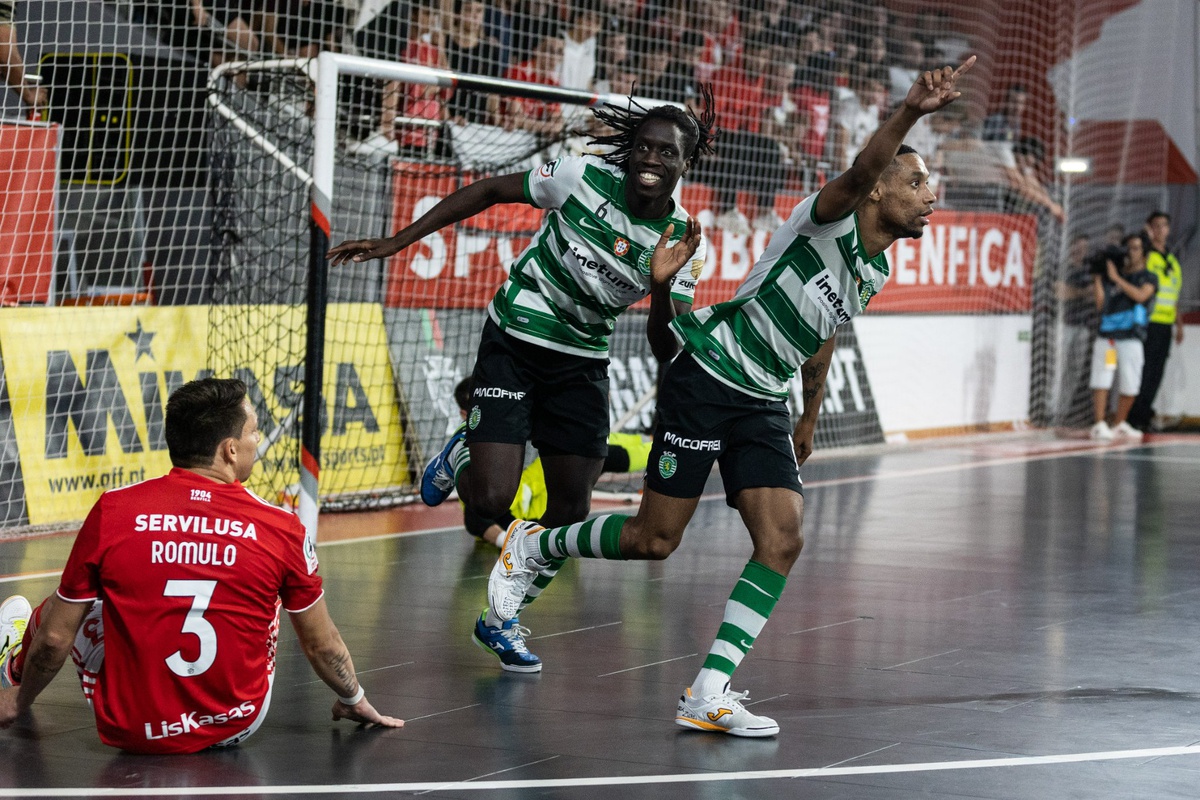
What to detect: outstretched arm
<box><xmin>815</xmin><ymin>56</ymin><xmax>975</xmax><ymax>224</ymax></box>
<box><xmin>646</xmin><ymin>218</ymin><xmax>702</xmax><ymax>363</ymax></box>
<box><xmin>289</xmin><ymin>597</ymin><xmax>403</xmax><ymax>728</ymax></box>
<box><xmin>0</xmin><ymin>595</ymin><xmax>89</xmax><ymax>728</ymax></box>
<box><xmin>327</xmin><ymin>172</ymin><xmax>529</xmax><ymax>265</ymax></box>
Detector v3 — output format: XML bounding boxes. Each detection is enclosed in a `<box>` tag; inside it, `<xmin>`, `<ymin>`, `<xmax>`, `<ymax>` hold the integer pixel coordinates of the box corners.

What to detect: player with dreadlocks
<box><xmin>328</xmin><ymin>95</ymin><xmax>716</xmax><ymax>673</ymax></box>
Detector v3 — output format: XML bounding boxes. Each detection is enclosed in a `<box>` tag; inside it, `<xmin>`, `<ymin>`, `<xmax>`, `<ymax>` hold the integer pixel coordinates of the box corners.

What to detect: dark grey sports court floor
<box><xmin>3</xmin><ymin>432</ymin><xmax>1200</xmax><ymax>799</ymax></box>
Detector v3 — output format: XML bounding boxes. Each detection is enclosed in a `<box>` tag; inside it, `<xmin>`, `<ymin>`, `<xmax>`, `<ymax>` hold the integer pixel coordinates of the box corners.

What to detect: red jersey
<box><xmin>58</xmin><ymin>468</ymin><xmax>323</xmax><ymax>754</ymax></box>
<box><xmin>709</xmin><ymin>66</ymin><xmax>766</xmax><ymax>133</ymax></box>
<box><xmin>503</xmin><ymin>61</ymin><xmax>561</xmax><ymax>120</ymax></box>
<box><xmin>402</xmin><ymin>36</ymin><xmax>449</xmax><ymax>147</ymax></box>
<box><xmin>794</xmin><ymin>85</ymin><xmax>832</xmax><ymax>160</ymax></box>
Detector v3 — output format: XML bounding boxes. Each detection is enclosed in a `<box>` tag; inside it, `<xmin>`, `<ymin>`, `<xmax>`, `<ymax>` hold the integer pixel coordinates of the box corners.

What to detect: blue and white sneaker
<box><xmin>472</xmin><ymin>611</ymin><xmax>542</xmax><ymax>673</ymax></box>
<box><xmin>420</xmin><ymin>423</ymin><xmax>466</xmax><ymax>506</ymax></box>
<box><xmin>0</xmin><ymin>595</ymin><xmax>32</xmax><ymax>688</ymax></box>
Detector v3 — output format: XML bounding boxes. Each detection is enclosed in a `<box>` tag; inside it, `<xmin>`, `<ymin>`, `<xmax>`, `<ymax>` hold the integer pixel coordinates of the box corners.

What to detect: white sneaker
<box><xmin>1112</xmin><ymin>421</ymin><xmax>1143</xmax><ymax>440</ymax></box>
<box><xmin>488</xmin><ymin>520</ymin><xmax>549</xmax><ymax>621</ymax></box>
<box><xmin>0</xmin><ymin>595</ymin><xmax>32</xmax><ymax>687</ymax></box>
<box><xmin>714</xmin><ymin>209</ymin><xmax>752</xmax><ymax>237</ymax></box>
<box><xmin>752</xmin><ymin>210</ymin><xmax>785</xmax><ymax>233</ymax></box>
<box><xmin>1089</xmin><ymin>421</ymin><xmax>1114</xmax><ymax>441</ymax></box>
<box><xmin>675</xmin><ymin>685</ymin><xmax>779</xmax><ymax>737</ymax></box>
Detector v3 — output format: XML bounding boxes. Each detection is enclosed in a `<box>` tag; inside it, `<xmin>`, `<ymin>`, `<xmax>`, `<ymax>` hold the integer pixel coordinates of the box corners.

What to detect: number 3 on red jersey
<box><xmin>163</xmin><ymin>580</ymin><xmax>218</xmax><ymax>677</ymax></box>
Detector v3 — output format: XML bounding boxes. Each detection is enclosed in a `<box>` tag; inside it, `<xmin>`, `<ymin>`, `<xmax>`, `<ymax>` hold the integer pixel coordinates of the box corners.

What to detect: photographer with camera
<box><xmin>1088</xmin><ymin>234</ymin><xmax>1158</xmax><ymax>441</ymax></box>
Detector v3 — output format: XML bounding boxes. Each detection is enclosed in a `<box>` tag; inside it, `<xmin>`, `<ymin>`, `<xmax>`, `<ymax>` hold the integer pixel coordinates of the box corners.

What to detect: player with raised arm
<box><xmin>0</xmin><ymin>378</ymin><xmax>401</xmax><ymax>753</ymax></box>
<box><xmin>488</xmin><ymin>57</ymin><xmax>976</xmax><ymax>735</ymax></box>
<box><xmin>328</xmin><ymin>97</ymin><xmax>715</xmax><ymax>673</ymax></box>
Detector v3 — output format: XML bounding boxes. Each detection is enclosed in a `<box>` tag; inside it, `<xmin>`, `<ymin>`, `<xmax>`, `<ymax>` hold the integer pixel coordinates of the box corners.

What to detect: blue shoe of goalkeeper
<box><xmin>471</xmin><ymin>611</ymin><xmax>542</xmax><ymax>673</ymax></box>
<box><xmin>420</xmin><ymin>423</ymin><xmax>466</xmax><ymax>506</ymax></box>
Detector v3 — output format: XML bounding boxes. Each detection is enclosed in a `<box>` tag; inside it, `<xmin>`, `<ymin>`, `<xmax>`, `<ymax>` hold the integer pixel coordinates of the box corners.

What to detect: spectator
<box><xmin>1089</xmin><ymin>234</ymin><xmax>1157</xmax><ymax>441</ymax></box>
<box><xmin>1104</xmin><ymin>223</ymin><xmax>1125</xmax><ymax>247</ymax></box>
<box><xmin>444</xmin><ymin>0</ymin><xmax>504</xmax><ymax>126</ymax></box>
<box><xmin>267</xmin><ymin>0</ymin><xmax>347</xmax><ymax>57</ymax></box>
<box><xmin>508</xmin><ymin>0</ymin><xmax>555</xmax><ymax>65</ymax></box>
<box><xmin>502</xmin><ymin>28</ymin><xmax>564</xmax><ymax>137</ymax></box>
<box><xmin>594</xmin><ymin>20</ymin><xmax>634</xmax><ymax>96</ymax></box>
<box><xmin>982</xmin><ymin>83</ymin><xmax>1028</xmax><ymax>142</ymax></box>
<box><xmin>1051</xmin><ymin>233</ymin><xmax>1098</xmax><ymax>425</ymax></box>
<box><xmin>380</xmin><ymin>0</ymin><xmax>449</xmax><ymax>157</ymax></box>
<box><xmin>136</xmin><ymin>0</ymin><xmax>261</xmax><ymax>73</ymax></box>
<box><xmin>792</xmin><ymin>52</ymin><xmax>834</xmax><ymax>170</ymax></box>
<box><xmin>484</xmin><ymin>0</ymin><xmax>514</xmax><ymax>67</ymax></box>
<box><xmin>833</xmin><ymin>65</ymin><xmax>886</xmax><ymax>173</ymax></box>
<box><xmin>693</xmin><ymin>0</ymin><xmax>741</xmax><ymax>84</ymax></box>
<box><xmin>635</xmin><ymin>36</ymin><xmax>694</xmax><ymax>106</ymax></box>
<box><xmin>0</xmin><ymin>0</ymin><xmax>47</xmax><ymax>113</ymax></box>
<box><xmin>1006</xmin><ymin>135</ymin><xmax>1064</xmax><ymax>223</ymax></box>
<box><xmin>741</xmin><ymin>0</ymin><xmax>799</xmax><ymax>49</ymax></box>
<box><xmin>559</xmin><ymin>0</ymin><xmax>603</xmax><ymax>92</ymax></box>
<box><xmin>1129</xmin><ymin>210</ymin><xmax>1185</xmax><ymax>431</ymax></box>
<box><xmin>888</xmin><ymin>34</ymin><xmax>925</xmax><ymax>109</ymax></box>
<box><xmin>700</xmin><ymin>34</ymin><xmax>786</xmax><ymax>236</ymax></box>
<box><xmin>0</xmin><ymin>378</ymin><xmax>403</xmax><ymax>752</ymax></box>
<box><xmin>557</xmin><ymin>0</ymin><xmax>603</xmax><ymax>135</ymax></box>
<box><xmin>761</xmin><ymin>44</ymin><xmax>804</xmax><ymax>171</ymax></box>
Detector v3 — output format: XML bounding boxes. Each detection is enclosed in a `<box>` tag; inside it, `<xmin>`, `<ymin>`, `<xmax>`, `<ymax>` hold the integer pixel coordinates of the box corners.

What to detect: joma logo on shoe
<box><xmin>707</xmin><ymin>708</ymin><xmax>733</xmax><ymax>722</ymax></box>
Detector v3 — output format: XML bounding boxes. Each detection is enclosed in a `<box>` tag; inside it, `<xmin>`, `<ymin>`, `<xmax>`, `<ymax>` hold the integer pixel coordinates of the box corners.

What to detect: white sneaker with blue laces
<box><xmin>420</xmin><ymin>423</ymin><xmax>466</xmax><ymax>506</ymax></box>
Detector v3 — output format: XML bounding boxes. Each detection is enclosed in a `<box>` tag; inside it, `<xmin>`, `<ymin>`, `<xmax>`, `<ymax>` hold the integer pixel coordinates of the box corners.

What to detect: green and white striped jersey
<box><xmin>487</xmin><ymin>156</ymin><xmax>705</xmax><ymax>358</ymax></box>
<box><xmin>672</xmin><ymin>191</ymin><xmax>890</xmax><ymax>400</ymax></box>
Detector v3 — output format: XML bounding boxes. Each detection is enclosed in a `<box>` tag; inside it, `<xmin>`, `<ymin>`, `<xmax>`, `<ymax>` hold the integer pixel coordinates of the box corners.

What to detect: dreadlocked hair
<box><xmin>587</xmin><ymin>84</ymin><xmax>718</xmax><ymax>170</ymax></box>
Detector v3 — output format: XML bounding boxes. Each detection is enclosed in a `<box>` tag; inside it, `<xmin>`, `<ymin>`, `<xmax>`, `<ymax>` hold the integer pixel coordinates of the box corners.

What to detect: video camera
<box><xmin>1086</xmin><ymin>244</ymin><xmax>1127</xmax><ymax>276</ymax></box>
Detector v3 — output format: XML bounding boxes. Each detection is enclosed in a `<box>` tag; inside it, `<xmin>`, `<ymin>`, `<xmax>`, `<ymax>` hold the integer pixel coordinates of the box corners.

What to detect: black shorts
<box><xmin>466</xmin><ymin>318</ymin><xmax>610</xmax><ymax>459</ymax></box>
<box><xmin>646</xmin><ymin>352</ymin><xmax>803</xmax><ymax>507</ymax></box>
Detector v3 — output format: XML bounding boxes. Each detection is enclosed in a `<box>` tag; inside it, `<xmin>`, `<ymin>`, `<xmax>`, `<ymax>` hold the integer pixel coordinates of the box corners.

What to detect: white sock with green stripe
<box><xmin>690</xmin><ymin>560</ymin><xmax>787</xmax><ymax>699</ymax></box>
<box><xmin>535</xmin><ymin>514</ymin><xmax>629</xmax><ymax>561</ymax></box>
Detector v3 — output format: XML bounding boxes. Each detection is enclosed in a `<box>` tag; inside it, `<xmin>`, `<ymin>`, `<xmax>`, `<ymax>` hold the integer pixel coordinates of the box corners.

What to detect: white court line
<box><xmin>596</xmin><ymin>652</ymin><xmax>697</xmax><ymax>677</ymax></box>
<box><xmin>2</xmin><ymin>744</ymin><xmax>1200</xmax><ymax>796</ymax></box>
<box><xmin>0</xmin><ymin>569</ymin><xmax>59</xmax><ymax>585</ymax></box>
<box><xmin>800</xmin><ymin>439</ymin><xmax>1181</xmax><ymax>491</ymax></box>
<box><xmin>1114</xmin><ymin>454</ymin><xmax>1200</xmax><ymax>464</ymax></box>
<box><xmin>530</xmin><ymin>621</ymin><xmax>622</xmax><ymax>640</ymax></box>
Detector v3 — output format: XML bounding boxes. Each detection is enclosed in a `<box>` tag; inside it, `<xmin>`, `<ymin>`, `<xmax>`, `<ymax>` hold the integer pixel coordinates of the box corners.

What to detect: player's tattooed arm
<box><xmin>322</xmin><ymin>650</ymin><xmax>357</xmax><ymax>697</ymax></box>
<box><xmin>793</xmin><ymin>337</ymin><xmax>836</xmax><ymax>467</ymax></box>
<box><xmin>291</xmin><ymin>600</ymin><xmax>405</xmax><ymax>728</ymax></box>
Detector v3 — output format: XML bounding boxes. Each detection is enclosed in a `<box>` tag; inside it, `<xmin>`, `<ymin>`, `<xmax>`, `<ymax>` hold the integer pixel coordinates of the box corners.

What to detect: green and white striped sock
<box><xmin>451</xmin><ymin>440</ymin><xmax>471</xmax><ymax>487</ymax></box>
<box><xmin>535</xmin><ymin>514</ymin><xmax>629</xmax><ymax>561</ymax></box>
<box><xmin>691</xmin><ymin>560</ymin><xmax>787</xmax><ymax>698</ymax></box>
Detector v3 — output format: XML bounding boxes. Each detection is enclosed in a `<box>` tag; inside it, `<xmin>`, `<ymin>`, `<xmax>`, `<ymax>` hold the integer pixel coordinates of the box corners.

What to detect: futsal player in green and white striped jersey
<box><xmin>490</xmin><ymin>56</ymin><xmax>977</xmax><ymax>736</ymax></box>
<box><xmin>327</xmin><ymin>97</ymin><xmax>716</xmax><ymax>673</ymax></box>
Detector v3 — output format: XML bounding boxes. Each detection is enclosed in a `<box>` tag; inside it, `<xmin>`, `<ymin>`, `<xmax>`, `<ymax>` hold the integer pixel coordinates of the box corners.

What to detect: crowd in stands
<box><xmin>128</xmin><ymin>0</ymin><xmax>1066</xmax><ymax>234</ymax></box>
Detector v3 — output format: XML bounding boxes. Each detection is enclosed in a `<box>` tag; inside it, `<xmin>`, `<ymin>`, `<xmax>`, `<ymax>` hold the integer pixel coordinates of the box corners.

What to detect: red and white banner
<box><xmin>386</xmin><ymin>162</ymin><xmax>1036</xmax><ymax>314</ymax></box>
<box><xmin>0</xmin><ymin>121</ymin><xmax>58</xmax><ymax>305</ymax></box>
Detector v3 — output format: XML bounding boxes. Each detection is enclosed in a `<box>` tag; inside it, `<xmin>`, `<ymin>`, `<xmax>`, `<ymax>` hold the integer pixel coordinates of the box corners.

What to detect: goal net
<box><xmin>0</xmin><ymin>0</ymin><xmax>1191</xmax><ymax>536</ymax></box>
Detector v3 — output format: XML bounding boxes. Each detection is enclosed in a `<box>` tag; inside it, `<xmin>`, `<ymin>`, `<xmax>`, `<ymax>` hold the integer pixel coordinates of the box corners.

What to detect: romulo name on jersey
<box><xmin>567</xmin><ymin>244</ymin><xmax>642</xmax><ymax>294</ymax></box>
<box><xmin>134</xmin><ymin>515</ymin><xmax>258</xmax><ymax>539</ymax></box>
<box><xmin>151</xmin><ymin>540</ymin><xmax>238</xmax><ymax>566</ymax></box>
<box><xmin>663</xmin><ymin>431</ymin><xmax>721</xmax><ymax>451</ymax></box>
<box><xmin>473</xmin><ymin>387</ymin><xmax>527</xmax><ymax>400</ymax></box>
<box><xmin>144</xmin><ymin>701</ymin><xmax>257</xmax><ymax>740</ymax></box>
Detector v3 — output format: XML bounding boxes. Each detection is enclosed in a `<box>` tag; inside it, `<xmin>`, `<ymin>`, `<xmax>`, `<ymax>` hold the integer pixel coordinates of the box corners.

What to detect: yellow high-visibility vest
<box><xmin>1145</xmin><ymin>249</ymin><xmax>1182</xmax><ymax>325</ymax></box>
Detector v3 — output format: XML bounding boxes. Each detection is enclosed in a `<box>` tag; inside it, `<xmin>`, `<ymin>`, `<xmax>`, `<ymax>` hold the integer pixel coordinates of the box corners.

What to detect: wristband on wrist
<box><xmin>337</xmin><ymin>686</ymin><xmax>365</xmax><ymax>706</ymax></box>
